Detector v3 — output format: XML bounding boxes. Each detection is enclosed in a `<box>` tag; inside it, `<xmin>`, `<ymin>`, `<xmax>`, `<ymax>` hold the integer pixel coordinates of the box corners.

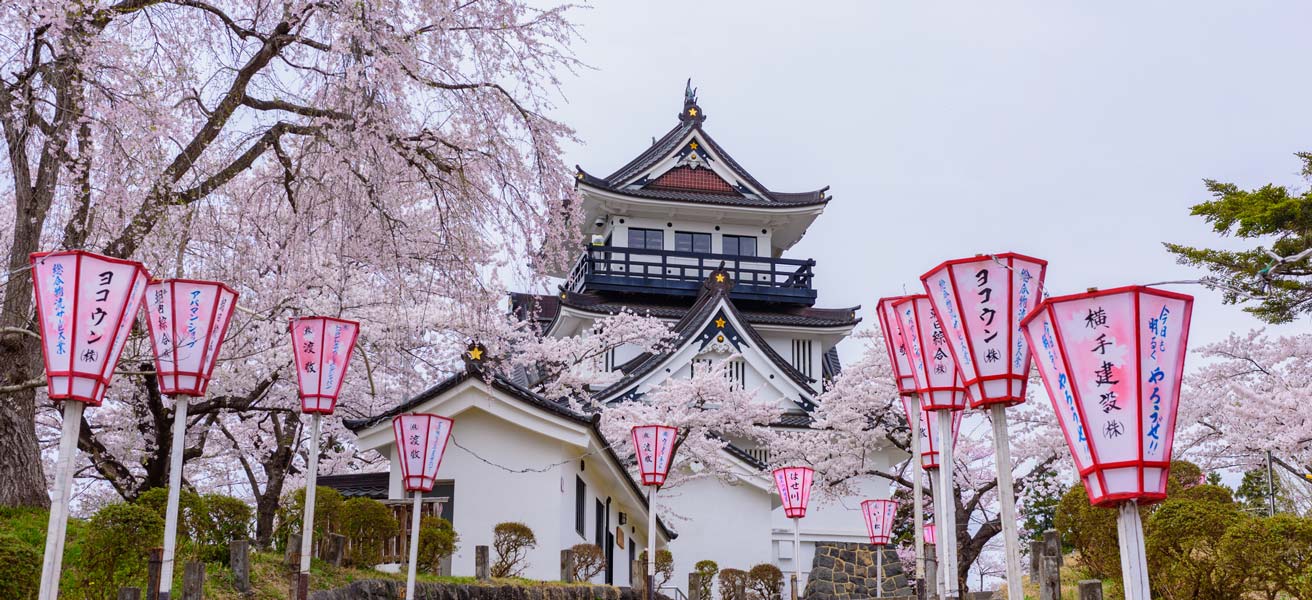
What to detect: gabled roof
<box><xmin>510</xmin><ymin>291</ymin><xmax>861</xmax><ymax>331</ymax></box>
<box><xmin>574</xmin><ymin>86</ymin><xmax>830</xmax><ymax>209</ymax></box>
<box><xmin>343</xmin><ymin>360</ymin><xmax>677</xmax><ymax>541</ymax></box>
<box><xmin>591</xmin><ymin>270</ymin><xmax>819</xmax><ymax>409</ymax></box>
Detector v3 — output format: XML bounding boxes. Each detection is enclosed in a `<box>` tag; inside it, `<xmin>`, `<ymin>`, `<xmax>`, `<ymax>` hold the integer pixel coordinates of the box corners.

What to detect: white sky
<box><xmin>551</xmin><ymin>0</ymin><xmax>1312</xmax><ymax>350</ymax></box>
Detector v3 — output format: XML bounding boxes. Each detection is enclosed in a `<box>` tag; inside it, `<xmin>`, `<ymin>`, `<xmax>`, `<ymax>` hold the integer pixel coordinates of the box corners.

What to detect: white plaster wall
<box><xmin>610</xmin><ymin>215</ymin><xmax>773</xmax><ymax>256</ymax></box>
<box><xmin>558</xmin><ymin>458</ymin><xmax>652</xmax><ymax>587</ymax></box>
<box><xmin>662</xmin><ymin>475</ymin><xmax>774</xmax><ymax>598</ymax></box>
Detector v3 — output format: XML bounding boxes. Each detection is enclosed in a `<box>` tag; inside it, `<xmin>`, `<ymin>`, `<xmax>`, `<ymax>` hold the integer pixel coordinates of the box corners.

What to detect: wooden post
<box><xmin>631</xmin><ymin>560</ymin><xmax>645</xmax><ymax>596</ymax></box>
<box><xmin>327</xmin><ymin>533</ymin><xmax>346</xmax><ymax>568</ymax></box>
<box><xmin>733</xmin><ymin>574</ymin><xmax>746</xmax><ymax>600</ymax></box>
<box><xmin>924</xmin><ymin>544</ymin><xmax>937</xmax><ymax>600</ymax></box>
<box><xmin>182</xmin><ymin>561</ymin><xmax>204</xmax><ymax>600</ymax></box>
<box><xmin>146</xmin><ymin>548</ymin><xmax>164</xmax><ymax>600</ymax></box>
<box><xmin>285</xmin><ymin>531</ymin><xmax>299</xmax><ymax>567</ymax></box>
<box><xmin>1042</xmin><ymin>530</ymin><xmax>1060</xmax><ymax>560</ymax></box>
<box><xmin>1028</xmin><ymin>541</ymin><xmax>1043</xmax><ymax>577</ymax></box>
<box><xmin>789</xmin><ymin>573</ymin><xmax>798</xmax><ymax>600</ymax></box>
<box><xmin>118</xmin><ymin>588</ymin><xmax>142</xmax><ymax>600</ymax></box>
<box><xmin>561</xmin><ymin>548</ymin><xmax>576</xmax><ymax>582</ymax></box>
<box><xmin>1077</xmin><ymin>580</ymin><xmax>1103</xmax><ymax>600</ymax></box>
<box><xmin>475</xmin><ymin>545</ymin><xmax>490</xmax><ymax>580</ymax></box>
<box><xmin>230</xmin><ymin>540</ymin><xmax>251</xmax><ymax>596</ymax></box>
<box><xmin>1038</xmin><ymin>555</ymin><xmax>1060</xmax><ymax>600</ymax></box>
<box><xmin>687</xmin><ymin>572</ymin><xmax>702</xmax><ymax>600</ymax></box>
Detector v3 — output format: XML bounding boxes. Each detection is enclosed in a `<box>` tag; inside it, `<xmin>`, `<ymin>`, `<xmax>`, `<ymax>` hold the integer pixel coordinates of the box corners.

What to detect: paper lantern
<box><xmin>631</xmin><ymin>425</ymin><xmax>678</xmax><ymax>486</ymax></box>
<box><xmin>893</xmin><ymin>295</ymin><xmax>968</xmax><ymax>411</ymax></box>
<box><xmin>143</xmin><ymin>279</ymin><xmax>239</xmax><ymax>397</ymax></box>
<box><xmin>862</xmin><ymin>499</ymin><xmax>899</xmax><ymax>545</ymax></box>
<box><xmin>289</xmin><ymin>316</ymin><xmax>360</xmax><ymax>414</ymax></box>
<box><xmin>392</xmin><ymin>414</ymin><xmax>454</xmax><ymax>493</ymax></box>
<box><xmin>875</xmin><ymin>296</ymin><xmax>918</xmax><ymax>396</ymax></box>
<box><xmin>30</xmin><ymin>250</ymin><xmax>150</xmax><ymax>406</ymax></box>
<box><xmin>924</xmin><ymin>523</ymin><xmax>937</xmax><ymax>545</ymax></box>
<box><xmin>901</xmin><ymin>396</ymin><xmax>962</xmax><ymax>470</ymax></box>
<box><xmin>773</xmin><ymin>466</ymin><xmax>815</xmax><ymax>519</ymax></box>
<box><xmin>1019</xmin><ymin>286</ymin><xmax>1193</xmax><ymax>507</ymax></box>
<box><xmin>920</xmin><ymin>253</ymin><xmax>1047</xmax><ymax>409</ymax></box>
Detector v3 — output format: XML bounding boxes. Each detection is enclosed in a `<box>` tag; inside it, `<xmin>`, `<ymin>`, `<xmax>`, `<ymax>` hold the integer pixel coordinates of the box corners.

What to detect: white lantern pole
<box><xmin>989</xmin><ymin>405</ymin><xmax>1025</xmax><ymax>600</ymax></box>
<box><xmin>299</xmin><ymin>412</ymin><xmax>322</xmax><ymax>587</ymax></box>
<box><xmin>792</xmin><ymin>515</ymin><xmax>802</xmax><ymax>596</ymax></box>
<box><xmin>406</xmin><ymin>489</ymin><xmax>423</xmax><ymax>599</ymax></box>
<box><xmin>1117</xmin><ymin>501</ymin><xmax>1151</xmax><ymax>600</ymax></box>
<box><xmin>647</xmin><ymin>486</ymin><xmax>657</xmax><ymax>600</ymax></box>
<box><xmin>937</xmin><ymin>411</ymin><xmax>959</xmax><ymax>600</ymax></box>
<box><xmin>909</xmin><ymin>398</ymin><xmax>926</xmax><ymax>591</ymax></box>
<box><xmin>38</xmin><ymin>401</ymin><xmax>85</xmax><ymax>600</ymax></box>
<box><xmin>159</xmin><ymin>397</ymin><xmax>189</xmax><ymax>600</ymax></box>
<box><xmin>928</xmin><ymin>471</ymin><xmax>945</xmax><ymax>600</ymax></box>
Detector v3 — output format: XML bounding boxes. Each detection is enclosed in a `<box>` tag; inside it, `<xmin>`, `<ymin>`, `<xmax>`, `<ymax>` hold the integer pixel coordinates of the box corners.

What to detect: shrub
<box><xmin>0</xmin><ymin>531</ymin><xmax>39</xmax><ymax>599</ymax></box>
<box><xmin>1054</xmin><ymin>482</ymin><xmax>1123</xmax><ymax>582</ymax></box>
<box><xmin>273</xmin><ymin>486</ymin><xmax>345</xmax><ymax>551</ymax></box>
<box><xmin>491</xmin><ymin>521</ymin><xmax>537</xmax><ymax>577</ymax></box>
<box><xmin>747</xmin><ymin>563</ymin><xmax>783</xmax><ymax>600</ymax></box>
<box><xmin>199</xmin><ymin>493</ymin><xmax>253</xmax><ymax>563</ymax></box>
<box><xmin>1147</xmin><ymin>495</ymin><xmax>1245</xmax><ymax>600</ymax></box>
<box><xmin>694</xmin><ymin>560</ymin><xmax>719</xmax><ymax>599</ymax></box>
<box><xmin>135</xmin><ymin>486</ymin><xmax>207</xmax><ymax>559</ymax></box>
<box><xmin>719</xmin><ymin>568</ymin><xmax>749</xmax><ymax>600</ymax></box>
<box><xmin>340</xmin><ymin>497</ymin><xmax>398</xmax><ymax>567</ymax></box>
<box><xmin>569</xmin><ymin>543</ymin><xmax>606</xmax><ymax>582</ymax></box>
<box><xmin>79</xmin><ymin>502</ymin><xmax>165</xmax><ymax>599</ymax></box>
<box><xmin>639</xmin><ymin>549</ymin><xmax>674</xmax><ymax>587</ymax></box>
<box><xmin>418</xmin><ymin>516</ymin><xmax>459</xmax><ymax>574</ymax></box>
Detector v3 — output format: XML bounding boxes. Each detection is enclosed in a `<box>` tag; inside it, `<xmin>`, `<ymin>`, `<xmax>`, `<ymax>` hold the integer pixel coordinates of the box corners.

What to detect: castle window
<box><xmin>675</xmin><ymin>231</ymin><xmax>711</xmax><ymax>254</ymax></box>
<box><xmin>791</xmin><ymin>339</ymin><xmax>813</xmax><ymax>378</ymax></box>
<box><xmin>726</xmin><ymin>359</ymin><xmax>746</xmax><ymax>391</ymax></box>
<box><xmin>627</xmin><ymin>228</ymin><xmax>664</xmax><ymax>250</ymax></box>
<box><xmin>722</xmin><ymin>235</ymin><xmax>757</xmax><ymax>257</ymax></box>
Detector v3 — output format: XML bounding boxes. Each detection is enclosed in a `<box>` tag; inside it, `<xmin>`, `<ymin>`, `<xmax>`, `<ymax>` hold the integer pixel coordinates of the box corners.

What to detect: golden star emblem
<box><xmin>715</xmin><ymin>273</ymin><xmax>725</xmax><ymax>283</ymax></box>
<box><xmin>688</xmin><ymin>107</ymin><xmax>698</xmax><ymax>116</ymax></box>
<box><xmin>715</xmin><ymin>318</ymin><xmax>726</xmax><ymax>329</ymax></box>
<box><xmin>467</xmin><ymin>347</ymin><xmax>483</xmax><ymax>361</ymax></box>
<box><xmin>576</xmin><ymin>172</ymin><xmax>584</xmax><ymax>179</ymax></box>
<box><xmin>689</xmin><ymin>141</ymin><xmax>699</xmax><ymax>150</ymax></box>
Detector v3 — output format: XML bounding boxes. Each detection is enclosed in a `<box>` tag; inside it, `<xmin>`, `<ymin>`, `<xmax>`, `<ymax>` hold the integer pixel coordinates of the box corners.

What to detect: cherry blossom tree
<box><xmin>0</xmin><ymin>0</ymin><xmax>584</xmax><ymax>520</ymax></box>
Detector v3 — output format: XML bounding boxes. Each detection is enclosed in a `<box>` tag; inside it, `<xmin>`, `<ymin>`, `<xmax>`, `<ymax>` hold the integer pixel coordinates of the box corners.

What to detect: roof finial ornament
<box><xmin>680</xmin><ymin>78</ymin><xmax>705</xmax><ymax>124</ymax></box>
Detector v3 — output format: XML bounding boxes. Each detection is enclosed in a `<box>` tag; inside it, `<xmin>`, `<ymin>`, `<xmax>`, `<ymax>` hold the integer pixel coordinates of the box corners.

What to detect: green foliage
<box><xmin>718</xmin><ymin>568</ymin><xmax>749</xmax><ymax>600</ymax></box>
<box><xmin>199</xmin><ymin>493</ymin><xmax>253</xmax><ymax>562</ymax></box>
<box><xmin>568</xmin><ymin>543</ymin><xmax>605</xmax><ymax>582</ymax></box>
<box><xmin>274</xmin><ymin>486</ymin><xmax>345</xmax><ymax>550</ymax></box>
<box><xmin>340</xmin><ymin>497</ymin><xmax>398</xmax><ymax>567</ymax></box>
<box><xmin>746</xmin><ymin>563</ymin><xmax>783</xmax><ymax>600</ymax></box>
<box><xmin>1164</xmin><ymin>151</ymin><xmax>1312</xmax><ymax>323</ymax></box>
<box><xmin>0</xmin><ymin>531</ymin><xmax>39</xmax><ymax>599</ymax></box>
<box><xmin>135</xmin><ymin>486</ymin><xmax>207</xmax><ymax>560</ymax></box>
<box><xmin>1218</xmin><ymin>513</ymin><xmax>1312</xmax><ymax>600</ymax></box>
<box><xmin>1054</xmin><ymin>482</ymin><xmax>1124</xmax><ymax>582</ymax></box>
<box><xmin>491</xmin><ymin>522</ymin><xmax>537</xmax><ymax>578</ymax></box>
<box><xmin>1146</xmin><ymin>494</ymin><xmax>1245</xmax><ymax>600</ymax></box>
<box><xmin>639</xmin><ymin>548</ymin><xmax>674</xmax><ymax>587</ymax></box>
<box><xmin>693</xmin><ymin>560</ymin><xmax>719</xmax><ymax>600</ymax></box>
<box><xmin>1020</xmin><ymin>467</ymin><xmax>1066</xmax><ymax>543</ymax></box>
<box><xmin>79</xmin><ymin>502</ymin><xmax>165</xmax><ymax>599</ymax></box>
<box><xmin>419</xmin><ymin>516</ymin><xmax>460</xmax><ymax>575</ymax></box>
<box><xmin>1234</xmin><ymin>467</ymin><xmax>1295</xmax><ymax>516</ymax></box>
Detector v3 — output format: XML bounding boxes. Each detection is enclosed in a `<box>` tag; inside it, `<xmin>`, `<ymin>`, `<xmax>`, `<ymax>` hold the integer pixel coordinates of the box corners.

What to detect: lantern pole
<box><xmin>927</xmin><ymin>472</ymin><xmax>945</xmax><ymax>600</ymax></box>
<box><xmin>406</xmin><ymin>489</ymin><xmax>423</xmax><ymax>600</ymax></box>
<box><xmin>647</xmin><ymin>486</ymin><xmax>656</xmax><ymax>600</ymax></box>
<box><xmin>1116</xmin><ymin>501</ymin><xmax>1151</xmax><ymax>600</ymax></box>
<box><xmin>297</xmin><ymin>412</ymin><xmax>322</xmax><ymax>599</ymax></box>
<box><xmin>37</xmin><ymin>401</ymin><xmax>85</xmax><ymax>600</ymax></box>
<box><xmin>988</xmin><ymin>405</ymin><xmax>1024</xmax><ymax>600</ymax></box>
<box><xmin>792</xmin><ymin>516</ymin><xmax>802</xmax><ymax>599</ymax></box>
<box><xmin>909</xmin><ymin>398</ymin><xmax>926</xmax><ymax>593</ymax></box>
<box><xmin>159</xmin><ymin>396</ymin><xmax>190</xmax><ymax>600</ymax></box>
<box><xmin>936</xmin><ymin>411</ymin><xmax>959</xmax><ymax>600</ymax></box>
<box><xmin>876</xmin><ymin>546</ymin><xmax>884</xmax><ymax>599</ymax></box>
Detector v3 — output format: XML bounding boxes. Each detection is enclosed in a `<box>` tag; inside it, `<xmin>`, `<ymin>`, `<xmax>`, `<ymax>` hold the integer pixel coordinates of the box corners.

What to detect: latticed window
<box><xmin>791</xmin><ymin>339</ymin><xmax>813</xmax><ymax>377</ymax></box>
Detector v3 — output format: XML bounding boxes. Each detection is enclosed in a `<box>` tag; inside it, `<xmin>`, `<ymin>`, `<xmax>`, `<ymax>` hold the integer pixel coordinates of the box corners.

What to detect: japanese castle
<box><xmin>342</xmin><ymin>84</ymin><xmax>903</xmax><ymax>595</ymax></box>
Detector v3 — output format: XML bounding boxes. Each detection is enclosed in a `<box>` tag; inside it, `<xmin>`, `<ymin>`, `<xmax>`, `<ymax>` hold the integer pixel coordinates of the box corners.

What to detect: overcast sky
<box><xmin>551</xmin><ymin>1</ymin><xmax>1311</xmax><ymax>351</ymax></box>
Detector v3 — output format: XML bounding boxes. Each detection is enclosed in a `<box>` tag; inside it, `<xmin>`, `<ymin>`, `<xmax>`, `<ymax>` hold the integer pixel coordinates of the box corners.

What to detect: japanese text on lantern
<box><xmin>655</xmin><ymin>427</ymin><xmax>673</xmax><ymax>474</ymax></box>
<box><xmin>52</xmin><ymin>264</ymin><xmax>68</xmax><ymax>356</ymax></box>
<box><xmin>1146</xmin><ymin>307</ymin><xmax>1171</xmax><ymax>453</ymax></box>
<box><xmin>301</xmin><ymin>325</ymin><xmax>317</xmax><ymax>375</ymax></box>
<box><xmin>325</xmin><ymin>324</ymin><xmax>345</xmax><ymax>389</ymax></box>
<box><xmin>934</xmin><ymin>280</ymin><xmax>970</xmax><ymax>368</ymax></box>
<box><xmin>1040</xmin><ymin>321</ymin><xmax>1086</xmax><ymax>444</ymax></box>
<box><xmin>185</xmin><ymin>289</ymin><xmax>202</xmax><ymax>348</ymax></box>
<box><xmin>1085</xmin><ymin>305</ymin><xmax>1125</xmax><ymax>440</ymax></box>
<box><xmin>152</xmin><ymin>288</ymin><xmax>171</xmax><ymax>350</ymax></box>
<box><xmin>81</xmin><ymin>270</ymin><xmax>116</xmax><ymax>361</ymax></box>
<box><xmin>1013</xmin><ymin>268</ymin><xmax>1034</xmax><ymax>370</ymax></box>
<box><xmin>975</xmin><ymin>267</ymin><xmax>1000</xmax><ymax>364</ymax></box>
<box><xmin>929</xmin><ymin>308</ymin><xmax>950</xmax><ymax>375</ymax></box>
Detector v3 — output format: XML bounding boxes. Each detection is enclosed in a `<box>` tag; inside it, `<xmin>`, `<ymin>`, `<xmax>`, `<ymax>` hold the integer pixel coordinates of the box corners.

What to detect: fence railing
<box><xmin>566</xmin><ymin>245</ymin><xmax>817</xmax><ymax>304</ymax></box>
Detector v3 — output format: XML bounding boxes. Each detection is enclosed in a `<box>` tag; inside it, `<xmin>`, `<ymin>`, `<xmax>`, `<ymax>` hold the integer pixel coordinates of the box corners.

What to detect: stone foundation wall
<box><xmin>308</xmin><ymin>580</ymin><xmax>657</xmax><ymax>600</ymax></box>
<box><xmin>803</xmin><ymin>542</ymin><xmax>910</xmax><ymax>600</ymax></box>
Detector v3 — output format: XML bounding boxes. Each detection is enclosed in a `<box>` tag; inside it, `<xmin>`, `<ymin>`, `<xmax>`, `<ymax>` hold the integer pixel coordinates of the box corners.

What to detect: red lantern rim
<box><xmin>143</xmin><ymin>279</ymin><xmax>240</xmax><ymax>398</ymax></box>
<box><xmin>1020</xmin><ymin>285</ymin><xmax>1194</xmax><ymax>505</ymax></box>
<box><xmin>29</xmin><ymin>250</ymin><xmax>151</xmax><ymax>407</ymax></box>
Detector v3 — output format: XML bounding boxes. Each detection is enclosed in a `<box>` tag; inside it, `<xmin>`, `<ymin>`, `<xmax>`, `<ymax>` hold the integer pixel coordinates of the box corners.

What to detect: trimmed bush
<box><xmin>639</xmin><ymin>549</ymin><xmax>674</xmax><ymax>588</ymax></box>
<box><xmin>0</xmin><ymin>531</ymin><xmax>39</xmax><ymax>599</ymax></box>
<box><xmin>569</xmin><ymin>543</ymin><xmax>605</xmax><ymax>582</ymax></box>
<box><xmin>79</xmin><ymin>502</ymin><xmax>165</xmax><ymax>599</ymax></box>
<box><xmin>491</xmin><ymin>521</ymin><xmax>537</xmax><ymax>577</ymax></box>
<box><xmin>200</xmin><ymin>493</ymin><xmax>253</xmax><ymax>563</ymax></box>
<box><xmin>747</xmin><ymin>563</ymin><xmax>783</xmax><ymax>600</ymax></box>
<box><xmin>340</xmin><ymin>497</ymin><xmax>398</xmax><ymax>567</ymax></box>
<box><xmin>274</xmin><ymin>486</ymin><xmax>345</xmax><ymax>551</ymax></box>
<box><xmin>694</xmin><ymin>559</ymin><xmax>718</xmax><ymax>599</ymax></box>
<box><xmin>719</xmin><ymin>568</ymin><xmax>749</xmax><ymax>600</ymax></box>
<box><xmin>418</xmin><ymin>516</ymin><xmax>459</xmax><ymax>574</ymax></box>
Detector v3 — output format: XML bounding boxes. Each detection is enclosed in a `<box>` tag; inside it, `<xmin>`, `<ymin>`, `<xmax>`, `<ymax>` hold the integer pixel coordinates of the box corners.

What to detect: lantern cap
<box><xmin>917</xmin><ymin>251</ymin><xmax>1048</xmax><ymax>282</ymax></box>
<box><xmin>1019</xmin><ymin>285</ymin><xmax>1196</xmax><ymax>330</ymax></box>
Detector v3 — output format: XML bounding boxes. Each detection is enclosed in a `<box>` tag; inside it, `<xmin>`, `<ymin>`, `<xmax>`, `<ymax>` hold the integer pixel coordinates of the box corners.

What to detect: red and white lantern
<box><xmin>143</xmin><ymin>279</ymin><xmax>239</xmax><ymax>397</ymax></box>
<box><xmin>924</xmin><ymin>523</ymin><xmax>937</xmax><ymax>546</ymax></box>
<box><xmin>862</xmin><ymin>499</ymin><xmax>898</xmax><ymax>545</ymax></box>
<box><xmin>289</xmin><ymin>316</ymin><xmax>360</xmax><ymax>414</ymax></box>
<box><xmin>875</xmin><ymin>296</ymin><xmax>918</xmax><ymax>396</ymax></box>
<box><xmin>631</xmin><ymin>425</ymin><xmax>678</xmax><ymax>486</ymax></box>
<box><xmin>900</xmin><ymin>396</ymin><xmax>961</xmax><ymax>470</ymax></box>
<box><xmin>892</xmin><ymin>295</ymin><xmax>968</xmax><ymax>411</ymax></box>
<box><xmin>772</xmin><ymin>466</ymin><xmax>815</xmax><ymax>519</ymax></box>
<box><xmin>30</xmin><ymin>250</ymin><xmax>150</xmax><ymax>406</ymax></box>
<box><xmin>1020</xmin><ymin>286</ymin><xmax>1193</xmax><ymax>507</ymax></box>
<box><xmin>392</xmin><ymin>414</ymin><xmax>454</xmax><ymax>493</ymax></box>
<box><xmin>920</xmin><ymin>253</ymin><xmax>1047</xmax><ymax>408</ymax></box>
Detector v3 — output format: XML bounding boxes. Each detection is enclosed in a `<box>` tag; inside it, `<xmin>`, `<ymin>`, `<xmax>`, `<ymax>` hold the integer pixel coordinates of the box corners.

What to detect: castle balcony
<box><xmin>565</xmin><ymin>244</ymin><xmax>817</xmax><ymax>306</ymax></box>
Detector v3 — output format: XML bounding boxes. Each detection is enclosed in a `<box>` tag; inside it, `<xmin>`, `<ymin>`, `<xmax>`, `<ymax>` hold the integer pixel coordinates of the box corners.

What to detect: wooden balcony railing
<box><xmin>566</xmin><ymin>245</ymin><xmax>817</xmax><ymax>305</ymax></box>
